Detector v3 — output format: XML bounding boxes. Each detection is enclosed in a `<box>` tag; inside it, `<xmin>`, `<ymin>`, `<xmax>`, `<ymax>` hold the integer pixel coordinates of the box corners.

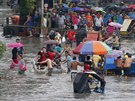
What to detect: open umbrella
<box><xmin>7</xmin><ymin>43</ymin><xmax>24</xmax><ymax>48</ymax></box>
<box><xmin>129</xmin><ymin>13</ymin><xmax>135</xmax><ymax>20</ymax></box>
<box><xmin>78</xmin><ymin>4</ymin><xmax>92</xmax><ymax>8</ymax></box>
<box><xmin>92</xmin><ymin>7</ymin><xmax>103</xmax><ymax>11</ymax></box>
<box><xmin>71</xmin><ymin>0</ymin><xmax>80</xmax><ymax>3</ymax></box>
<box><xmin>73</xmin><ymin>42</ymin><xmax>84</xmax><ymax>54</ymax></box>
<box><xmin>104</xmin><ymin>4</ymin><xmax>119</xmax><ymax>11</ymax></box>
<box><xmin>96</xmin><ymin>10</ymin><xmax>106</xmax><ymax>14</ymax></box>
<box><xmin>128</xmin><ymin>4</ymin><xmax>135</xmax><ymax>9</ymax></box>
<box><xmin>121</xmin><ymin>5</ymin><xmax>128</xmax><ymax>10</ymax></box>
<box><xmin>62</xmin><ymin>3</ymin><xmax>69</xmax><ymax>9</ymax></box>
<box><xmin>44</xmin><ymin>40</ymin><xmax>58</xmax><ymax>45</ymax></box>
<box><xmin>73</xmin><ymin>41</ymin><xmax>112</xmax><ymax>55</ymax></box>
<box><xmin>109</xmin><ymin>22</ymin><xmax>122</xmax><ymax>28</ymax></box>
<box><xmin>72</xmin><ymin>7</ymin><xmax>84</xmax><ymax>11</ymax></box>
<box><xmin>106</xmin><ymin>50</ymin><xmax>123</xmax><ymax>58</ymax></box>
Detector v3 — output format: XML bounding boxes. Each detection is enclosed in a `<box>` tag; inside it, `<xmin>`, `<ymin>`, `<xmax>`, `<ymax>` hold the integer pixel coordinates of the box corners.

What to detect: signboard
<box><xmin>120</xmin><ymin>19</ymin><xmax>132</xmax><ymax>35</ymax></box>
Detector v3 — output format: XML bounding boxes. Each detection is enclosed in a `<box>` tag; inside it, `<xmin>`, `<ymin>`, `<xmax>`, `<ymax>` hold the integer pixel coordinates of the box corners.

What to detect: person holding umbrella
<box><xmin>16</xmin><ymin>38</ymin><xmax>26</xmax><ymax>57</ymax></box>
<box><xmin>86</xmin><ymin>13</ymin><xmax>93</xmax><ymax>28</ymax></box>
<box><xmin>7</xmin><ymin>42</ymin><xmax>24</xmax><ymax>69</ymax></box>
<box><xmin>10</xmin><ymin>47</ymin><xmax>19</xmax><ymax>69</ymax></box>
<box><xmin>94</xmin><ymin>13</ymin><xmax>103</xmax><ymax>31</ymax></box>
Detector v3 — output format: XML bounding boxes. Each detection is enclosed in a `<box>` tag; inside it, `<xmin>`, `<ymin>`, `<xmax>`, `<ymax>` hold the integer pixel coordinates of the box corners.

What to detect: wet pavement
<box><xmin>0</xmin><ymin>35</ymin><xmax>135</xmax><ymax>101</ymax></box>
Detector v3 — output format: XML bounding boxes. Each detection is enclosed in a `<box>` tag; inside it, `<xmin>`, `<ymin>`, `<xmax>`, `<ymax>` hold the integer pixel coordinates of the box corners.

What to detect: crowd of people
<box><xmin>8</xmin><ymin>1</ymin><xmax>135</xmax><ymax>78</ymax></box>
<box><xmin>6</xmin><ymin>0</ymin><xmax>135</xmax><ymax>94</ymax></box>
<box><xmin>19</xmin><ymin>1</ymin><xmax>135</xmax><ymax>38</ymax></box>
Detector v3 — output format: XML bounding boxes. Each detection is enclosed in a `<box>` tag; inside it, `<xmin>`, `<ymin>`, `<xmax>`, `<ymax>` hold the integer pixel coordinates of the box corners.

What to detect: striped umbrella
<box><xmin>73</xmin><ymin>41</ymin><xmax>112</xmax><ymax>55</ymax></box>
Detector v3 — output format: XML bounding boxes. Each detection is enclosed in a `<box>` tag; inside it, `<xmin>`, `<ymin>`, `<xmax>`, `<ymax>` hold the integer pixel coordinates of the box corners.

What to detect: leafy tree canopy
<box><xmin>19</xmin><ymin>0</ymin><xmax>36</xmax><ymax>15</ymax></box>
<box><xmin>0</xmin><ymin>0</ymin><xmax>3</xmax><ymax>5</ymax></box>
<box><xmin>0</xmin><ymin>41</ymin><xmax>6</xmax><ymax>59</ymax></box>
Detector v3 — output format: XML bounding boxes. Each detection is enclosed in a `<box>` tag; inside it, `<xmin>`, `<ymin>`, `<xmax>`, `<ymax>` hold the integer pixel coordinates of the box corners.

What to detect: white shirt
<box><xmin>42</xmin><ymin>17</ymin><xmax>47</xmax><ymax>27</ymax></box>
<box><xmin>58</xmin><ymin>15</ymin><xmax>65</xmax><ymax>24</ymax></box>
<box><xmin>55</xmin><ymin>32</ymin><xmax>62</xmax><ymax>44</ymax></box>
<box><xmin>95</xmin><ymin>17</ymin><xmax>103</xmax><ymax>27</ymax></box>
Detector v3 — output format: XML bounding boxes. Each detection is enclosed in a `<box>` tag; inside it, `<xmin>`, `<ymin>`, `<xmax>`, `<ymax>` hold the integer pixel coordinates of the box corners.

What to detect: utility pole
<box><xmin>60</xmin><ymin>0</ymin><xmax>62</xmax><ymax>4</ymax></box>
<box><xmin>96</xmin><ymin>0</ymin><xmax>99</xmax><ymax>7</ymax></box>
<box><xmin>40</xmin><ymin>0</ymin><xmax>44</xmax><ymax>38</ymax></box>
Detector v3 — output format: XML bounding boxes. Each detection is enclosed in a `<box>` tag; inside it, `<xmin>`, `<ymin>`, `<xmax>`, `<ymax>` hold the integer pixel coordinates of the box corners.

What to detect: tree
<box><xmin>19</xmin><ymin>0</ymin><xmax>36</xmax><ymax>25</ymax></box>
<box><xmin>0</xmin><ymin>41</ymin><xmax>6</xmax><ymax>59</ymax></box>
<box><xmin>0</xmin><ymin>0</ymin><xmax>3</xmax><ymax>5</ymax></box>
<box><xmin>19</xmin><ymin>0</ymin><xmax>36</xmax><ymax>15</ymax></box>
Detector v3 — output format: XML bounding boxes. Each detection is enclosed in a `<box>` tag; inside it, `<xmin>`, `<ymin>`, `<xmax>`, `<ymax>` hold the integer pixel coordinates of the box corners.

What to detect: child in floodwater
<box><xmin>61</xmin><ymin>51</ymin><xmax>72</xmax><ymax>73</ymax></box>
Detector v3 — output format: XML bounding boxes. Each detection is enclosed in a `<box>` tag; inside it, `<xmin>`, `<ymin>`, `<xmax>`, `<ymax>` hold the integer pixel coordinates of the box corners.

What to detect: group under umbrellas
<box><xmin>73</xmin><ymin>41</ymin><xmax>123</xmax><ymax>59</ymax></box>
<box><xmin>73</xmin><ymin>41</ymin><xmax>112</xmax><ymax>55</ymax></box>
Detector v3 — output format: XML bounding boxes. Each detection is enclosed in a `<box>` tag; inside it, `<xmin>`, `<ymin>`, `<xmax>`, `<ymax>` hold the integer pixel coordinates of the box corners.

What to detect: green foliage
<box><xmin>0</xmin><ymin>0</ymin><xmax>3</xmax><ymax>5</ymax></box>
<box><xmin>19</xmin><ymin>0</ymin><xmax>36</xmax><ymax>15</ymax></box>
<box><xmin>0</xmin><ymin>41</ymin><xmax>6</xmax><ymax>59</ymax></box>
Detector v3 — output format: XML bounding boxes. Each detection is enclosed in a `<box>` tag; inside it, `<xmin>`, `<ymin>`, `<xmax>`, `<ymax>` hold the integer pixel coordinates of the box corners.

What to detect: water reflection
<box><xmin>0</xmin><ymin>36</ymin><xmax>135</xmax><ymax>101</ymax></box>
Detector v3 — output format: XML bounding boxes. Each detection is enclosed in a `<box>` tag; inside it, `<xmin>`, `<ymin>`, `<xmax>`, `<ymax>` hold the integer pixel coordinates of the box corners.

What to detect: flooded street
<box><xmin>0</xmin><ymin>34</ymin><xmax>135</xmax><ymax>101</ymax></box>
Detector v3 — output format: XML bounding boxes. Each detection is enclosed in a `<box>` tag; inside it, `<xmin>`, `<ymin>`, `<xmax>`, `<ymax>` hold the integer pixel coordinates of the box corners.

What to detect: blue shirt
<box><xmin>18</xmin><ymin>47</ymin><xmax>23</xmax><ymax>55</ymax></box>
<box><xmin>67</xmin><ymin>55</ymin><xmax>72</xmax><ymax>67</ymax></box>
<box><xmin>54</xmin><ymin>46</ymin><xmax>62</xmax><ymax>53</ymax></box>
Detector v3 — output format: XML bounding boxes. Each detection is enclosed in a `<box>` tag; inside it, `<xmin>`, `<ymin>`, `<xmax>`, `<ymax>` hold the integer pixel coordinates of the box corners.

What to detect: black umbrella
<box><xmin>77</xmin><ymin>4</ymin><xmax>92</xmax><ymax>8</ymax></box>
<box><xmin>104</xmin><ymin>4</ymin><xmax>120</xmax><ymax>11</ymax></box>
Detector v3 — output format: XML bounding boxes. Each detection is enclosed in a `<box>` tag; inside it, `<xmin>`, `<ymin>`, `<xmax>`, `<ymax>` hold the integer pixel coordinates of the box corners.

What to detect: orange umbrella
<box><xmin>73</xmin><ymin>41</ymin><xmax>112</xmax><ymax>55</ymax></box>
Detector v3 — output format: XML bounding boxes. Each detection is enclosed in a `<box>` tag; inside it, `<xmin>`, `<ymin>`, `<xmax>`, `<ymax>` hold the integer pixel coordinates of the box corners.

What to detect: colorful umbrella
<box><xmin>44</xmin><ymin>40</ymin><xmax>58</xmax><ymax>45</ymax></box>
<box><xmin>73</xmin><ymin>41</ymin><xmax>112</xmax><ymax>55</ymax></box>
<box><xmin>7</xmin><ymin>43</ymin><xmax>24</xmax><ymax>48</ymax></box>
<box><xmin>106</xmin><ymin>50</ymin><xmax>123</xmax><ymax>58</ymax></box>
<box><xmin>109</xmin><ymin>22</ymin><xmax>122</xmax><ymax>28</ymax></box>
<box><xmin>73</xmin><ymin>42</ymin><xmax>84</xmax><ymax>54</ymax></box>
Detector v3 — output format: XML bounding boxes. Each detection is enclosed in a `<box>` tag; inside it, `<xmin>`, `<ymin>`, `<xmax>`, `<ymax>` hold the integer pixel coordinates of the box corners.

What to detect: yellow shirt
<box><xmin>93</xmin><ymin>55</ymin><xmax>101</xmax><ymax>68</ymax></box>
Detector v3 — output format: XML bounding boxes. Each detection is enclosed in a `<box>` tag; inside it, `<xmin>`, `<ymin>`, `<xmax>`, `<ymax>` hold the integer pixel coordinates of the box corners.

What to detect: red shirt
<box><xmin>38</xmin><ymin>51</ymin><xmax>47</xmax><ymax>61</ymax></box>
<box><xmin>48</xmin><ymin>52</ymin><xmax>55</xmax><ymax>60</ymax></box>
<box><xmin>67</xmin><ymin>29</ymin><xmax>76</xmax><ymax>41</ymax></box>
<box><xmin>83</xmin><ymin>64</ymin><xmax>90</xmax><ymax>72</ymax></box>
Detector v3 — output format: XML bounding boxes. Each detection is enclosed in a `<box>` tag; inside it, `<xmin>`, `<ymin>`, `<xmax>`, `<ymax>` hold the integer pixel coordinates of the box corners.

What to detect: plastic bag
<box><xmin>20</xmin><ymin>64</ymin><xmax>27</xmax><ymax>71</ymax></box>
<box><xmin>121</xmin><ymin>70</ymin><xmax>124</xmax><ymax>76</ymax></box>
<box><xmin>62</xmin><ymin>36</ymin><xmax>66</xmax><ymax>42</ymax></box>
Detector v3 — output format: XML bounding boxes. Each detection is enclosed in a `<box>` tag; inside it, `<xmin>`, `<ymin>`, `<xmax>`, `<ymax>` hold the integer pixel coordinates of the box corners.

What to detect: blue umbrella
<box><xmin>80</xmin><ymin>41</ymin><xmax>112</xmax><ymax>55</ymax></box>
<box><xmin>72</xmin><ymin>7</ymin><xmax>84</xmax><ymax>11</ymax></box>
<box><xmin>71</xmin><ymin>0</ymin><xmax>80</xmax><ymax>3</ymax></box>
<box><xmin>129</xmin><ymin>14</ymin><xmax>135</xmax><ymax>20</ymax></box>
<box><xmin>62</xmin><ymin>3</ymin><xmax>69</xmax><ymax>9</ymax></box>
